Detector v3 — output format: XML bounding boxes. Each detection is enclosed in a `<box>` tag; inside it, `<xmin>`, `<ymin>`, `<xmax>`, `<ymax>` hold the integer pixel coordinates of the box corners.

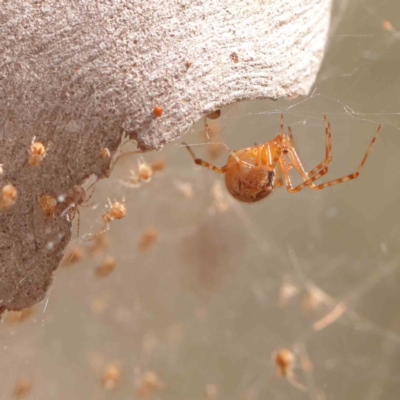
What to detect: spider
<box><xmin>273</xmin><ymin>348</ymin><xmax>304</xmax><ymax>390</ymax></box>
<box><xmin>58</xmin><ymin>185</ymin><xmax>96</xmax><ymax>235</ymax></box>
<box><xmin>184</xmin><ymin>114</ymin><xmax>381</xmax><ymax>202</ymax></box>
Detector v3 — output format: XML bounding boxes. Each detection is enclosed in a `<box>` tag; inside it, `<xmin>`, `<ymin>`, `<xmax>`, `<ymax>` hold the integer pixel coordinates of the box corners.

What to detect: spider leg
<box><xmin>306</xmin><ymin>114</ymin><xmax>333</xmax><ymax>178</ymax></box>
<box><xmin>110</xmin><ymin>149</ymin><xmax>143</xmax><ymax>173</ymax></box>
<box><xmin>183</xmin><ymin>143</ymin><xmax>226</xmax><ymax>174</ymax></box>
<box><xmin>305</xmin><ymin>123</ymin><xmax>381</xmax><ymax>191</ymax></box>
<box><xmin>285</xmin><ymin>115</ymin><xmax>333</xmax><ymax>187</ymax></box>
<box><xmin>259</xmin><ymin>142</ymin><xmax>282</xmax><ymax>171</ymax></box>
<box><xmin>80</xmin><ymin>201</ymin><xmax>96</xmax><ymax>209</ymax></box>
<box><xmin>280</xmin><ymin>157</ymin><xmax>329</xmax><ymax>193</ymax></box>
<box><xmin>261</xmin><ymin>115</ymin><xmax>284</xmax><ymax>170</ymax></box>
<box><xmin>204</xmin><ymin>116</ymin><xmax>212</xmax><ymax>140</ymax></box>
<box><xmin>81</xmin><ymin>185</ymin><xmax>96</xmax><ymax>206</ymax></box>
<box><xmin>60</xmin><ymin>202</ymin><xmax>75</xmax><ymax>218</ymax></box>
<box><xmin>275</xmin><ymin>166</ymin><xmax>284</xmax><ymax>187</ymax></box>
<box><xmin>287</xmin><ymin>375</ymin><xmax>307</xmax><ymax>392</ymax></box>
<box><xmin>278</xmin><ymin>113</ymin><xmax>318</xmax><ymax>181</ymax></box>
<box><xmin>256</xmin><ymin>143</ymin><xmax>273</xmax><ymax>169</ymax></box>
<box><xmin>255</xmin><ymin>145</ymin><xmax>263</xmax><ymax>168</ymax></box>
<box><xmin>285</xmin><ymin>126</ymin><xmax>308</xmax><ymax>180</ymax></box>
<box><xmin>269</xmin><ymin>144</ymin><xmax>282</xmax><ymax>170</ymax></box>
<box><xmin>280</xmin><ymin>114</ymin><xmax>285</xmax><ymax>137</ymax></box>
<box><xmin>85</xmin><ymin>179</ymin><xmax>99</xmax><ymax>197</ymax></box>
<box><xmin>83</xmin><ymin>222</ymin><xmax>110</xmax><ymax>242</ymax></box>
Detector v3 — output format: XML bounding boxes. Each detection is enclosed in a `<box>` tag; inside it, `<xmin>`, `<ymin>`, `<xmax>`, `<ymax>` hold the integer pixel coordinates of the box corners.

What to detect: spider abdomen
<box><xmin>224</xmin><ymin>161</ymin><xmax>275</xmax><ymax>203</ymax></box>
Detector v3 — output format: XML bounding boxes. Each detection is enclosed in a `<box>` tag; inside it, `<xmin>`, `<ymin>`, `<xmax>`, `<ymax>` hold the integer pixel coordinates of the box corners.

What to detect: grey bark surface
<box><xmin>0</xmin><ymin>0</ymin><xmax>332</xmax><ymax>311</ymax></box>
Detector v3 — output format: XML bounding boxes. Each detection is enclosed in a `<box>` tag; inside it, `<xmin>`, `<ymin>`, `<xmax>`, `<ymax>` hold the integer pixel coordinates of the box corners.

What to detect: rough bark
<box><xmin>0</xmin><ymin>0</ymin><xmax>332</xmax><ymax>311</ymax></box>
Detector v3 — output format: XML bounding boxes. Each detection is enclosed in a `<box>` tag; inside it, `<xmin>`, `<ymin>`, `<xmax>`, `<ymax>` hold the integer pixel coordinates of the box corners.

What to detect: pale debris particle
<box><xmin>101</xmin><ymin>364</ymin><xmax>120</xmax><ymax>390</ymax></box>
<box><xmin>95</xmin><ymin>256</ymin><xmax>116</xmax><ymax>278</ymax></box>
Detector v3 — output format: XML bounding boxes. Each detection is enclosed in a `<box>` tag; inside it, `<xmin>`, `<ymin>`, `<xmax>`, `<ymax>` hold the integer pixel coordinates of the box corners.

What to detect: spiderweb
<box><xmin>2</xmin><ymin>0</ymin><xmax>400</xmax><ymax>399</ymax></box>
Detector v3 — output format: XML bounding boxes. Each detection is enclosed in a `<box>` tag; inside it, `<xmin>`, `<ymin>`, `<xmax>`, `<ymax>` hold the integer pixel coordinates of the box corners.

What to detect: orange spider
<box><xmin>271</xmin><ymin>348</ymin><xmax>307</xmax><ymax>391</ymax></box>
<box><xmin>184</xmin><ymin>115</ymin><xmax>381</xmax><ymax>203</ymax></box>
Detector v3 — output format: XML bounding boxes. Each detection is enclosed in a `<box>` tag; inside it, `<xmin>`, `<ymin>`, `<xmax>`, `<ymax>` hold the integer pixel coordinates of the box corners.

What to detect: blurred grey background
<box><xmin>2</xmin><ymin>0</ymin><xmax>400</xmax><ymax>399</ymax></box>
